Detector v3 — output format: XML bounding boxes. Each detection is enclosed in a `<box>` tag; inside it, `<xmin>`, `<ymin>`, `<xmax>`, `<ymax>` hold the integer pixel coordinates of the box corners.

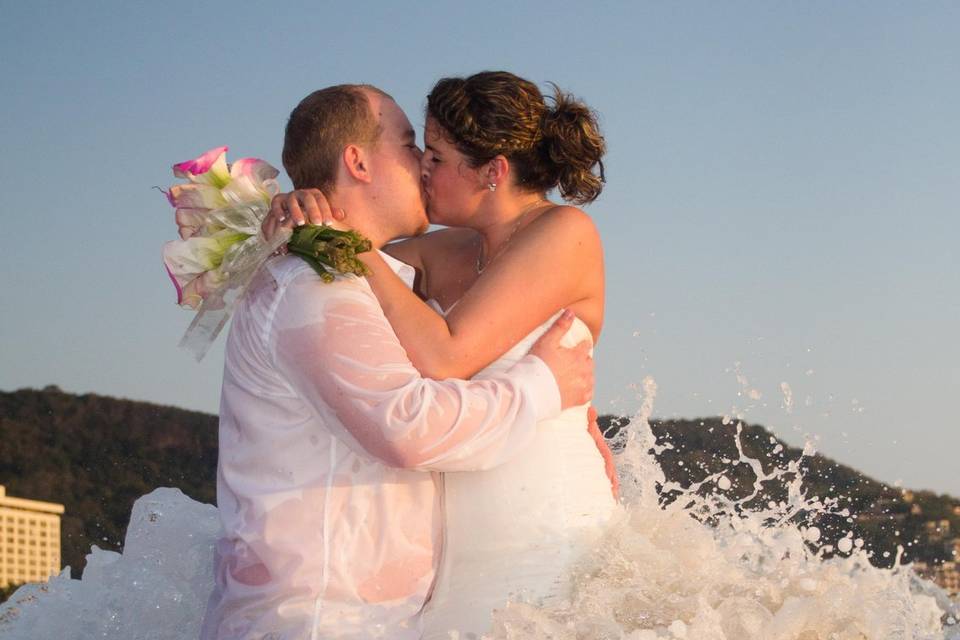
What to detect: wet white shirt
<box><xmin>201</xmin><ymin>253</ymin><xmax>560</xmax><ymax>640</ymax></box>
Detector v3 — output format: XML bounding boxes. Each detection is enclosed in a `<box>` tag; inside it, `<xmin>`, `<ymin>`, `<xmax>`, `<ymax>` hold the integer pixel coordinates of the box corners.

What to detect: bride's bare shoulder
<box><xmin>522</xmin><ymin>204</ymin><xmax>602</xmax><ymax>258</ymax></box>
<box><xmin>536</xmin><ymin>204</ymin><xmax>599</xmax><ymax>237</ymax></box>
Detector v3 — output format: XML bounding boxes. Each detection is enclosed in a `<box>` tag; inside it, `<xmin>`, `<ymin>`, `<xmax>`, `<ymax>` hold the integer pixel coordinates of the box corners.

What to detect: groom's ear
<box><xmin>343</xmin><ymin>144</ymin><xmax>373</xmax><ymax>184</ymax></box>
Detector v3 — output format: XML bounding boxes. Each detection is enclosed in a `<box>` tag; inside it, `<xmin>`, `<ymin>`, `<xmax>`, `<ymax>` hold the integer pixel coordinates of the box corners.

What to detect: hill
<box><xmin>1</xmin><ymin>387</ymin><xmax>957</xmax><ymax>591</ymax></box>
<box><xmin>0</xmin><ymin>386</ymin><xmax>217</xmax><ymax>579</ymax></box>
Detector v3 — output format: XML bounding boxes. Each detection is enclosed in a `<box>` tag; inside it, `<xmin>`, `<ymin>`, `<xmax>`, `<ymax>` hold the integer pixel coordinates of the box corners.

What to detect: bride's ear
<box><xmin>343</xmin><ymin>144</ymin><xmax>373</xmax><ymax>184</ymax></box>
<box><xmin>483</xmin><ymin>155</ymin><xmax>510</xmax><ymax>189</ymax></box>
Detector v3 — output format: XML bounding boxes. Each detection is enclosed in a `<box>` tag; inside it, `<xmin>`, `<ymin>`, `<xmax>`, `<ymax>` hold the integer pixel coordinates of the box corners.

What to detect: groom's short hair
<box><xmin>283</xmin><ymin>84</ymin><xmax>391</xmax><ymax>192</ymax></box>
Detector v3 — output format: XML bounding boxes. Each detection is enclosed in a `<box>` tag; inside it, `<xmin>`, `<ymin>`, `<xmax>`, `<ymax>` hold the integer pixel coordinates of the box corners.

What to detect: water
<box><xmin>485</xmin><ymin>378</ymin><xmax>960</xmax><ymax>639</ymax></box>
<box><xmin>0</xmin><ymin>489</ymin><xmax>219</xmax><ymax>639</ymax></box>
<box><xmin>1</xmin><ymin>377</ymin><xmax>957</xmax><ymax>639</ymax></box>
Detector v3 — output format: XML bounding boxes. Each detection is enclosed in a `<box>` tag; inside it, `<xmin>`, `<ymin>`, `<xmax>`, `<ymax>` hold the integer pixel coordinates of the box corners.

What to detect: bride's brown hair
<box><xmin>426</xmin><ymin>71</ymin><xmax>606</xmax><ymax>205</ymax></box>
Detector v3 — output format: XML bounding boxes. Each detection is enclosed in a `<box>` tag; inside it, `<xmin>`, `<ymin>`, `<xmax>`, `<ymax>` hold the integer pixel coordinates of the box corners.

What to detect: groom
<box><xmin>200</xmin><ymin>85</ymin><xmax>594</xmax><ymax>639</ymax></box>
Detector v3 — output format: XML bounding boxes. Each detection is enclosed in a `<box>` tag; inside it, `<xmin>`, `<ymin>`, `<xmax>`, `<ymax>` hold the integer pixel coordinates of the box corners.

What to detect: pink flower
<box><xmin>222</xmin><ymin>157</ymin><xmax>281</xmax><ymax>205</ymax></box>
<box><xmin>230</xmin><ymin>157</ymin><xmax>280</xmax><ymax>183</ymax></box>
<box><xmin>172</xmin><ymin>146</ymin><xmax>231</xmax><ymax>188</ymax></box>
<box><xmin>162</xmin><ymin>148</ymin><xmax>281</xmax><ymax>309</ymax></box>
<box><xmin>165</xmin><ymin>152</ymin><xmax>280</xmax><ymax>238</ymax></box>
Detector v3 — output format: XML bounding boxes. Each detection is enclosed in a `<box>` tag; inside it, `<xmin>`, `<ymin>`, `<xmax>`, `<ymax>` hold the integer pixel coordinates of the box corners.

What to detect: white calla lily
<box><xmin>168</xmin><ymin>182</ymin><xmax>226</xmax><ymax>210</ymax></box>
<box><xmin>172</xmin><ymin>146</ymin><xmax>231</xmax><ymax>188</ymax></box>
<box><xmin>162</xmin><ymin>229</ymin><xmax>247</xmax><ymax>307</ymax></box>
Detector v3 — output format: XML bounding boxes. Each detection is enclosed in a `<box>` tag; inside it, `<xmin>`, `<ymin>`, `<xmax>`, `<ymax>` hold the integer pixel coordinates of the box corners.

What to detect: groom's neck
<box><xmin>327</xmin><ymin>189</ymin><xmax>389</xmax><ymax>249</ymax></box>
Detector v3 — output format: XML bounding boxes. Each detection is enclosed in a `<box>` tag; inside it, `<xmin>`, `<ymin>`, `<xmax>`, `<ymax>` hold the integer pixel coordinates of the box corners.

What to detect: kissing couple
<box><xmin>201</xmin><ymin>71</ymin><xmax>619</xmax><ymax>639</ymax></box>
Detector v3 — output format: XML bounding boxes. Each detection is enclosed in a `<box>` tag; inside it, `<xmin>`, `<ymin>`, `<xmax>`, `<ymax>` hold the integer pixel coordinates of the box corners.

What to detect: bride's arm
<box><xmin>364</xmin><ymin>206</ymin><xmax>603</xmax><ymax>380</ymax></box>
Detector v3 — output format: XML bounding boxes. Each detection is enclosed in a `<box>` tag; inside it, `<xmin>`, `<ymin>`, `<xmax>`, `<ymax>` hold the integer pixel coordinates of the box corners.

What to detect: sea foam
<box><xmin>485</xmin><ymin>378</ymin><xmax>960</xmax><ymax>639</ymax></box>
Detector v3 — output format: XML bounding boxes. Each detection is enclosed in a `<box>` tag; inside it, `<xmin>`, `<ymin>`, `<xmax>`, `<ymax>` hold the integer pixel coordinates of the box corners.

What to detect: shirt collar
<box><xmin>377</xmin><ymin>250</ymin><xmax>416</xmax><ymax>289</ymax></box>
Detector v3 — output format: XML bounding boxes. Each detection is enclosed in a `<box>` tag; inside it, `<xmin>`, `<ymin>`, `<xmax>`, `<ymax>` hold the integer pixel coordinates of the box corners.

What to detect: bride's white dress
<box><xmin>421</xmin><ymin>308</ymin><xmax>619</xmax><ymax>639</ymax></box>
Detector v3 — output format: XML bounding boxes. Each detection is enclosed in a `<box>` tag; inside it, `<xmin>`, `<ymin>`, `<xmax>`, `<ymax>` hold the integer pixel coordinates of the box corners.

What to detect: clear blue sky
<box><xmin>1</xmin><ymin>2</ymin><xmax>957</xmax><ymax>495</ymax></box>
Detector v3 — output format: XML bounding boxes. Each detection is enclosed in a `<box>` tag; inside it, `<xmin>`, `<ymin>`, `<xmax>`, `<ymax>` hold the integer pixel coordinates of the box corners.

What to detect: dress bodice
<box><xmin>421</xmin><ymin>307</ymin><xmax>617</xmax><ymax>639</ymax></box>
<box><xmin>473</xmin><ymin>308</ymin><xmax>594</xmax><ymax>372</ymax></box>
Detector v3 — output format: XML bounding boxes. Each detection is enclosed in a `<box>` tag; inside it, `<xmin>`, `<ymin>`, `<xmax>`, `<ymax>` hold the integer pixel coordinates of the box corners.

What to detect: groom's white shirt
<box><xmin>202</xmin><ymin>252</ymin><xmax>561</xmax><ymax>640</ymax></box>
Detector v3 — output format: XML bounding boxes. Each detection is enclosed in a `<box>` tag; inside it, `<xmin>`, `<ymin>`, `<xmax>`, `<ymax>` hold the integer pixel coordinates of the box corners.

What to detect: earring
<box><xmin>488</xmin><ymin>183</ymin><xmax>497</xmax><ymax>192</ymax></box>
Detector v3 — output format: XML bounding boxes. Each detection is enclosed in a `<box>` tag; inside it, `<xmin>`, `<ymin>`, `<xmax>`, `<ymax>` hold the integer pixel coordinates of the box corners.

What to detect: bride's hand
<box><xmin>587</xmin><ymin>406</ymin><xmax>619</xmax><ymax>500</ymax></box>
<box><xmin>262</xmin><ymin>188</ymin><xmax>348</xmax><ymax>241</ymax></box>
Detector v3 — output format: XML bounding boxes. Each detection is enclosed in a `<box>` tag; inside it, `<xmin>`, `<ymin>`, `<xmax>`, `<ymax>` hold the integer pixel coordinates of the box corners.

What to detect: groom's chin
<box><xmin>412</xmin><ymin>203</ymin><xmax>430</xmax><ymax>235</ymax></box>
<box><xmin>412</xmin><ymin>217</ymin><xmax>430</xmax><ymax>236</ymax></box>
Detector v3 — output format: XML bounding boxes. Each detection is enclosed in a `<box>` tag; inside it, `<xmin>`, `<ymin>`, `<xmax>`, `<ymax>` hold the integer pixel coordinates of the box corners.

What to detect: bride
<box><xmin>273</xmin><ymin>70</ymin><xmax>619</xmax><ymax>638</ymax></box>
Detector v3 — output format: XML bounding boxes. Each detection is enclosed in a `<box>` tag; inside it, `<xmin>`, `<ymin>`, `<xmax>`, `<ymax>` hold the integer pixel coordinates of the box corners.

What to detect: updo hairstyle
<box><xmin>426</xmin><ymin>71</ymin><xmax>606</xmax><ymax>205</ymax></box>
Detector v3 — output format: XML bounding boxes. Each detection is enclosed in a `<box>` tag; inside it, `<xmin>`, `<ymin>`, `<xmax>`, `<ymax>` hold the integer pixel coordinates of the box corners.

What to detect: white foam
<box><xmin>1</xmin><ymin>380</ymin><xmax>958</xmax><ymax>639</ymax></box>
<box><xmin>0</xmin><ymin>488</ymin><xmax>220</xmax><ymax>640</ymax></box>
<box><xmin>484</xmin><ymin>380</ymin><xmax>960</xmax><ymax>639</ymax></box>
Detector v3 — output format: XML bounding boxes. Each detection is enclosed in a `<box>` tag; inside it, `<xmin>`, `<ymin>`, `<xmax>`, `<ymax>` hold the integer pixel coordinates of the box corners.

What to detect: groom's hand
<box><xmin>530</xmin><ymin>310</ymin><xmax>594</xmax><ymax>410</ymax></box>
<box><xmin>262</xmin><ymin>189</ymin><xmax>347</xmax><ymax>240</ymax></box>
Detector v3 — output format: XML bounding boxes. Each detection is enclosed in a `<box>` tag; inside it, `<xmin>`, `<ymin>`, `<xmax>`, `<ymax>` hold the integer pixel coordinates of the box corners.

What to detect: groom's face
<box><xmin>363</xmin><ymin>91</ymin><xmax>429</xmax><ymax>238</ymax></box>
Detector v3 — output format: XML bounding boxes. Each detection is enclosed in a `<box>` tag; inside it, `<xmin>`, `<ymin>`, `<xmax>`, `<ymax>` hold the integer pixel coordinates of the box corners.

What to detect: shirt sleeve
<box><xmin>270</xmin><ymin>271</ymin><xmax>561</xmax><ymax>472</ymax></box>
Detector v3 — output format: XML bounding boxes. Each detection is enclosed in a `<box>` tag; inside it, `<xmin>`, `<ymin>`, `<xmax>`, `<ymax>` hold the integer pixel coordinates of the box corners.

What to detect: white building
<box><xmin>0</xmin><ymin>485</ymin><xmax>63</xmax><ymax>587</ymax></box>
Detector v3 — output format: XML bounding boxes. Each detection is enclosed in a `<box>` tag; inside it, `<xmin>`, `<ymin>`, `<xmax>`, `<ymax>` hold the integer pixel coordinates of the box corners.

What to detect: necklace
<box><xmin>476</xmin><ymin>198</ymin><xmax>549</xmax><ymax>274</ymax></box>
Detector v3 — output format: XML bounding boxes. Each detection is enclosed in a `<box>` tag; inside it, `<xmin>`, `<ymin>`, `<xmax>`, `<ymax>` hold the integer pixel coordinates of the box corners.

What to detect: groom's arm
<box><xmin>270</xmin><ymin>274</ymin><xmax>589</xmax><ymax>472</ymax></box>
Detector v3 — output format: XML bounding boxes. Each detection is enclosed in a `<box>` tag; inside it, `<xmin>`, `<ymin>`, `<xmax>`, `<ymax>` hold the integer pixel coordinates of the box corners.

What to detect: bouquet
<box><xmin>161</xmin><ymin>146</ymin><xmax>371</xmax><ymax>360</ymax></box>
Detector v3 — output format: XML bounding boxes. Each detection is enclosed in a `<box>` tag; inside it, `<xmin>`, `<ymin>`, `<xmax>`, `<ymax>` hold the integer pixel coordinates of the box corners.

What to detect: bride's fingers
<box><xmin>286</xmin><ymin>196</ymin><xmax>306</xmax><ymax>226</ymax></box>
<box><xmin>263</xmin><ymin>195</ymin><xmax>284</xmax><ymax>238</ymax></box>
<box><xmin>269</xmin><ymin>193</ymin><xmax>286</xmax><ymax>222</ymax></box>
<box><xmin>264</xmin><ymin>207</ymin><xmax>286</xmax><ymax>239</ymax></box>
<box><xmin>301</xmin><ymin>189</ymin><xmax>333</xmax><ymax>225</ymax></box>
<box><xmin>262</xmin><ymin>213</ymin><xmax>276</xmax><ymax>240</ymax></box>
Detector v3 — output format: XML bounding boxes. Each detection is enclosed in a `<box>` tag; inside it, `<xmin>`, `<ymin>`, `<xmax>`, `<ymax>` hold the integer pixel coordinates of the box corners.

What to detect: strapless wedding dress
<box><xmin>421</xmin><ymin>308</ymin><xmax>619</xmax><ymax>639</ymax></box>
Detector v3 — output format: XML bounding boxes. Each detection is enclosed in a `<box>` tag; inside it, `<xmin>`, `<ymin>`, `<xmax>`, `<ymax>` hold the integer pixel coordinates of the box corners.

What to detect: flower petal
<box><xmin>162</xmin><ymin>231</ymin><xmax>246</xmax><ymax>306</ymax></box>
<box><xmin>173</xmin><ymin>146</ymin><xmax>231</xmax><ymax>188</ymax></box>
<box><xmin>175</xmin><ymin>208</ymin><xmax>206</xmax><ymax>239</ymax></box>
<box><xmin>167</xmin><ymin>183</ymin><xmax>225</xmax><ymax>210</ymax></box>
<box><xmin>179</xmin><ymin>277</ymin><xmax>204</xmax><ymax>309</ymax></box>
<box><xmin>179</xmin><ymin>270</ymin><xmax>225</xmax><ymax>310</ymax></box>
<box><xmin>164</xmin><ymin>260</ymin><xmax>186</xmax><ymax>305</ymax></box>
<box><xmin>223</xmin><ymin>158</ymin><xmax>281</xmax><ymax>206</ymax></box>
<box><xmin>230</xmin><ymin>157</ymin><xmax>279</xmax><ymax>182</ymax></box>
<box><xmin>163</xmin><ymin>239</ymin><xmax>213</xmax><ymax>279</ymax></box>
<box><xmin>162</xmin><ymin>231</ymin><xmax>242</xmax><ymax>279</ymax></box>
